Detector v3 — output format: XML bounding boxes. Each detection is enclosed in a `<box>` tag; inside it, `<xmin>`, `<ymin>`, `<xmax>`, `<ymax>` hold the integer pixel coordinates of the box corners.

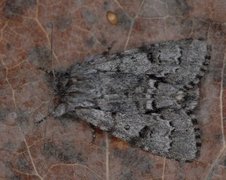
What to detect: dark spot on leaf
<box><xmin>85</xmin><ymin>36</ymin><xmax>96</xmax><ymax>48</ymax></box>
<box><xmin>82</xmin><ymin>9</ymin><xmax>97</xmax><ymax>24</ymax></box>
<box><xmin>6</xmin><ymin>43</ymin><xmax>12</xmax><ymax>50</ymax></box>
<box><xmin>9</xmin><ymin>176</ymin><xmax>22</xmax><ymax>180</ymax></box>
<box><xmin>42</xmin><ymin>140</ymin><xmax>86</xmax><ymax>163</ymax></box>
<box><xmin>15</xmin><ymin>154</ymin><xmax>33</xmax><ymax>173</ymax></box>
<box><xmin>54</xmin><ymin>16</ymin><xmax>73</xmax><ymax>31</ymax></box>
<box><xmin>223</xmin><ymin>158</ymin><xmax>226</xmax><ymax>166</ymax></box>
<box><xmin>15</xmin><ymin>110</ymin><xmax>29</xmax><ymax>129</ymax></box>
<box><xmin>121</xmin><ymin>170</ymin><xmax>134</xmax><ymax>180</ymax></box>
<box><xmin>3</xmin><ymin>0</ymin><xmax>37</xmax><ymax>19</ymax></box>
<box><xmin>0</xmin><ymin>109</ymin><xmax>9</xmax><ymax>122</ymax></box>
<box><xmin>116</xmin><ymin>9</ymin><xmax>132</xmax><ymax>30</ymax></box>
<box><xmin>103</xmin><ymin>1</ymin><xmax>110</xmax><ymax>10</ymax></box>
<box><xmin>4</xmin><ymin>141</ymin><xmax>17</xmax><ymax>151</ymax></box>
<box><xmin>73</xmin><ymin>0</ymin><xmax>83</xmax><ymax>8</ymax></box>
<box><xmin>113</xmin><ymin>148</ymin><xmax>153</xmax><ymax>174</ymax></box>
<box><xmin>28</xmin><ymin>46</ymin><xmax>52</xmax><ymax>68</ymax></box>
<box><xmin>167</xmin><ymin>0</ymin><xmax>191</xmax><ymax>16</ymax></box>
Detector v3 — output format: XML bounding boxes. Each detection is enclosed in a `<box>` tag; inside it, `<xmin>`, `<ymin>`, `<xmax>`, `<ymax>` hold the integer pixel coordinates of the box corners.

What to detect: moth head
<box><xmin>52</xmin><ymin>72</ymin><xmax>71</xmax><ymax>97</ymax></box>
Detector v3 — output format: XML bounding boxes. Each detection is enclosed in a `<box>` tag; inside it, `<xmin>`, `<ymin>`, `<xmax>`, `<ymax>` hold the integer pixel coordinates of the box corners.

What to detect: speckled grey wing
<box><xmin>53</xmin><ymin>39</ymin><xmax>210</xmax><ymax>161</ymax></box>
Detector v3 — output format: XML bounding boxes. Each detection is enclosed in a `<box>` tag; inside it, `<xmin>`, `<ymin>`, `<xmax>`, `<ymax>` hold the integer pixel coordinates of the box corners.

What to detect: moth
<box><xmin>51</xmin><ymin>39</ymin><xmax>210</xmax><ymax>161</ymax></box>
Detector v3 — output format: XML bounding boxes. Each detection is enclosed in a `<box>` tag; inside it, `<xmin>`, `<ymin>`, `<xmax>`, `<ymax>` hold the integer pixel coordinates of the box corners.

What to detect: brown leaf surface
<box><xmin>1</xmin><ymin>0</ymin><xmax>226</xmax><ymax>179</ymax></box>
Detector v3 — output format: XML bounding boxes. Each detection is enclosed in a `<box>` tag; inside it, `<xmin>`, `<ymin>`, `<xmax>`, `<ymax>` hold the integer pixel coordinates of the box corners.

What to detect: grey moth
<box><xmin>51</xmin><ymin>39</ymin><xmax>210</xmax><ymax>161</ymax></box>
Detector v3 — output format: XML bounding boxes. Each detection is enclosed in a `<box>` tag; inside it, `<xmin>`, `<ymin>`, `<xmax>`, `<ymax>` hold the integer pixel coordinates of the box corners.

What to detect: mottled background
<box><xmin>0</xmin><ymin>0</ymin><xmax>226</xmax><ymax>179</ymax></box>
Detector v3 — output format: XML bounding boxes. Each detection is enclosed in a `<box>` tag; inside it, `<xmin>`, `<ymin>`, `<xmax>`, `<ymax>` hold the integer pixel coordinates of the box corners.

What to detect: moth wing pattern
<box><xmin>53</xmin><ymin>39</ymin><xmax>210</xmax><ymax>161</ymax></box>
